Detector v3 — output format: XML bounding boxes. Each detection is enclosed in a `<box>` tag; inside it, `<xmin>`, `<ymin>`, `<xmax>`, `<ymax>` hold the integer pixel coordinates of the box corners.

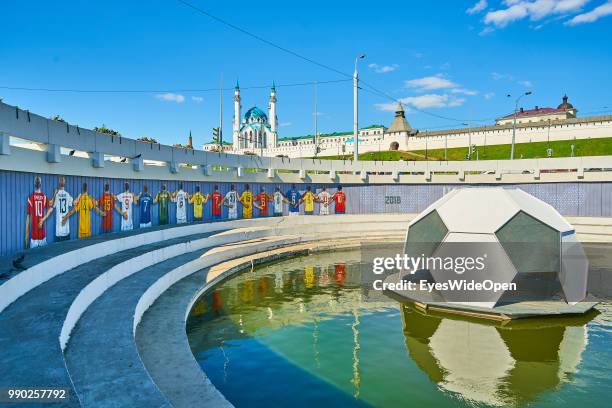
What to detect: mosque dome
<box><xmin>244</xmin><ymin>106</ymin><xmax>268</xmax><ymax>123</ymax></box>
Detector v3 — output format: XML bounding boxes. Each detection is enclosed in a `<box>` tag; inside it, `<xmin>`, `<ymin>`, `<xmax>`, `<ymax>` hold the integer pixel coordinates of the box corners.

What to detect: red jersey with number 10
<box><xmin>211</xmin><ymin>191</ymin><xmax>223</xmax><ymax>215</ymax></box>
<box><xmin>27</xmin><ymin>192</ymin><xmax>48</xmax><ymax>240</ymax></box>
<box><xmin>333</xmin><ymin>191</ymin><xmax>346</xmax><ymax>213</ymax></box>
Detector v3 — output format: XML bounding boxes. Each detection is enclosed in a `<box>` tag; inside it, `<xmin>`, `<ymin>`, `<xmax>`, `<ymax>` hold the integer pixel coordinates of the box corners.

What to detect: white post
<box><xmin>444</xmin><ymin>133</ymin><xmax>448</xmax><ymax>161</ymax></box>
<box><xmin>219</xmin><ymin>73</ymin><xmax>223</xmax><ymax>149</ymax></box>
<box><xmin>468</xmin><ymin>127</ymin><xmax>472</xmax><ymax>160</ymax></box>
<box><xmin>510</xmin><ymin>91</ymin><xmax>531</xmax><ymax>160</ymax></box>
<box><xmin>511</xmin><ymin>102</ymin><xmax>517</xmax><ymax>160</ymax></box>
<box><xmin>353</xmin><ymin>66</ymin><xmax>359</xmax><ymax>161</ymax></box>
<box><xmin>314</xmin><ymin>81</ymin><xmax>318</xmax><ymax>156</ymax></box>
<box><xmin>0</xmin><ymin>131</ymin><xmax>11</xmax><ymax>155</ymax></box>
<box><xmin>484</xmin><ymin>128</ymin><xmax>487</xmax><ymax>157</ymax></box>
<box><xmin>353</xmin><ymin>54</ymin><xmax>364</xmax><ymax>161</ymax></box>
<box><xmin>233</xmin><ymin>81</ymin><xmax>241</xmax><ymax>151</ymax></box>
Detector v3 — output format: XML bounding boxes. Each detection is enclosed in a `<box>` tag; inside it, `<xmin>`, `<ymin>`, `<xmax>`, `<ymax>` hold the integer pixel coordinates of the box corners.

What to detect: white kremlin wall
<box><xmin>238</xmin><ymin>115</ymin><xmax>612</xmax><ymax>158</ymax></box>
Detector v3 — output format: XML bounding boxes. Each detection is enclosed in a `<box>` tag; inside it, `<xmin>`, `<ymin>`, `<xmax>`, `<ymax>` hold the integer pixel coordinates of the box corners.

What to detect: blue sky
<box><xmin>1</xmin><ymin>0</ymin><xmax>611</xmax><ymax>145</ymax></box>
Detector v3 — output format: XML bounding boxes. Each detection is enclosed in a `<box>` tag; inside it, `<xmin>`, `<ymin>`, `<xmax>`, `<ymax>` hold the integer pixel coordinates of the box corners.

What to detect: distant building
<box><xmin>202</xmin><ymin>93</ymin><xmax>611</xmax><ymax>158</ymax></box>
<box><xmin>496</xmin><ymin>95</ymin><xmax>577</xmax><ymax>125</ymax></box>
<box><xmin>387</xmin><ymin>102</ymin><xmax>414</xmax><ymax>136</ymax></box>
<box><xmin>202</xmin><ymin>140</ymin><xmax>233</xmax><ymax>152</ymax></box>
<box><xmin>232</xmin><ymin>82</ymin><xmax>278</xmax><ymax>152</ymax></box>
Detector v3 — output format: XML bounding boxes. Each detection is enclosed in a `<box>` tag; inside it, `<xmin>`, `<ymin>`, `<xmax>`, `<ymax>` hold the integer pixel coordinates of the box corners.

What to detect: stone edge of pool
<box><xmin>129</xmin><ymin>217</ymin><xmax>407</xmax><ymax>408</ymax></box>
<box><xmin>2</xmin><ymin>213</ymin><xmax>611</xmax><ymax>407</ymax></box>
<box><xmin>135</xmin><ymin>235</ymin><xmax>404</xmax><ymax>408</ymax></box>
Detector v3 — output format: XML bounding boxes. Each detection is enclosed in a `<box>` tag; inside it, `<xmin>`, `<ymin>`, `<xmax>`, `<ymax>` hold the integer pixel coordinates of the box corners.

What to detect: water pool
<box><xmin>186</xmin><ymin>250</ymin><xmax>612</xmax><ymax>407</ymax></box>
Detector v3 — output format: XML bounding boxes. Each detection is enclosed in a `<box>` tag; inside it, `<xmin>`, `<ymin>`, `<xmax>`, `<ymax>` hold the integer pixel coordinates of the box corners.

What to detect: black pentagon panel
<box><xmin>405</xmin><ymin>210</ymin><xmax>448</xmax><ymax>258</ymax></box>
<box><xmin>495</xmin><ymin>211</ymin><xmax>560</xmax><ymax>273</ymax></box>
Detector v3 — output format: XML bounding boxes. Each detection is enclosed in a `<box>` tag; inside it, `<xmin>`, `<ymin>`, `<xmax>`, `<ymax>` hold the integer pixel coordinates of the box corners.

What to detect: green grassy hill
<box><xmin>318</xmin><ymin>137</ymin><xmax>612</xmax><ymax>161</ymax></box>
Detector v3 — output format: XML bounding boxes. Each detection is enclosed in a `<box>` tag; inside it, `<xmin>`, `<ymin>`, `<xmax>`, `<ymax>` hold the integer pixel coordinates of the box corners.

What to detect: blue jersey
<box><xmin>139</xmin><ymin>194</ymin><xmax>153</xmax><ymax>224</ymax></box>
<box><xmin>286</xmin><ymin>189</ymin><xmax>300</xmax><ymax>212</ymax></box>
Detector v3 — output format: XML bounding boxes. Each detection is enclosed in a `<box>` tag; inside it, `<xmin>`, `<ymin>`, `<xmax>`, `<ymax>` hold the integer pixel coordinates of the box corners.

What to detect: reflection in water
<box><xmin>187</xmin><ymin>250</ymin><xmax>608</xmax><ymax>408</ymax></box>
<box><xmin>401</xmin><ymin>304</ymin><xmax>596</xmax><ymax>406</ymax></box>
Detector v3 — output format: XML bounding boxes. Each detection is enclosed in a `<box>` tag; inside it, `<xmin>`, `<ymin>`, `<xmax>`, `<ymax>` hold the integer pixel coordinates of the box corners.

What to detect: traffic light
<box><xmin>212</xmin><ymin>127</ymin><xmax>219</xmax><ymax>143</ymax></box>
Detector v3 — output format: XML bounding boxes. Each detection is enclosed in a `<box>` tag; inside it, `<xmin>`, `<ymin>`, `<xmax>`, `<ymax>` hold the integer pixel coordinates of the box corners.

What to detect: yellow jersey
<box><xmin>76</xmin><ymin>194</ymin><xmax>94</xmax><ymax>238</ymax></box>
<box><xmin>304</xmin><ymin>266</ymin><xmax>315</xmax><ymax>288</ymax></box>
<box><xmin>190</xmin><ymin>192</ymin><xmax>205</xmax><ymax>219</ymax></box>
<box><xmin>240</xmin><ymin>191</ymin><xmax>253</xmax><ymax>218</ymax></box>
<box><xmin>302</xmin><ymin>191</ymin><xmax>316</xmax><ymax>212</ymax></box>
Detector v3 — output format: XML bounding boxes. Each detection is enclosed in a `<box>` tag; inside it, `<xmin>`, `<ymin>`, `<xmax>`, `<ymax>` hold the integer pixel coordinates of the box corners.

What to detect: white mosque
<box><xmin>231</xmin><ymin>81</ymin><xmax>278</xmax><ymax>151</ymax></box>
<box><xmin>203</xmin><ymin>91</ymin><xmax>612</xmax><ymax>159</ymax></box>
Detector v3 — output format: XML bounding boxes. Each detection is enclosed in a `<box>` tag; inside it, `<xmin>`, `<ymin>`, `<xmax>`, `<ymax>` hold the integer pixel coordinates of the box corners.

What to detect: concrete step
<box><xmin>0</xmin><ymin>230</ymin><xmax>218</xmax><ymax>406</ymax></box>
<box><xmin>134</xmin><ymin>237</ymin><xmax>389</xmax><ymax>408</ymax></box>
<box><xmin>63</xmin><ymin>249</ymin><xmax>209</xmax><ymax>407</ymax></box>
<box><xmin>64</xmin><ymin>235</ymin><xmax>311</xmax><ymax>407</ymax></box>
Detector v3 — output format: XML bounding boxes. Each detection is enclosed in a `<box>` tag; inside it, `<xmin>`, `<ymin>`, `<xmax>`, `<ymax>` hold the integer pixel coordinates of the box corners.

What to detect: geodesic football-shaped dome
<box><xmin>404</xmin><ymin>187</ymin><xmax>588</xmax><ymax>307</ymax></box>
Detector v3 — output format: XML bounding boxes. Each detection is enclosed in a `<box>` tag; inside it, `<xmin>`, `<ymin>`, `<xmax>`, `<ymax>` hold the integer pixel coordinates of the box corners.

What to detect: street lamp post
<box><xmin>445</xmin><ymin>133</ymin><xmax>448</xmax><ymax>161</ymax></box>
<box><xmin>483</xmin><ymin>126</ymin><xmax>487</xmax><ymax>157</ymax></box>
<box><xmin>313</xmin><ymin>81</ymin><xmax>320</xmax><ymax>157</ymax></box>
<box><xmin>508</xmin><ymin>91</ymin><xmax>532</xmax><ymax>160</ymax></box>
<box><xmin>462</xmin><ymin>123</ymin><xmax>472</xmax><ymax>160</ymax></box>
<box><xmin>354</xmin><ymin>54</ymin><xmax>365</xmax><ymax>162</ymax></box>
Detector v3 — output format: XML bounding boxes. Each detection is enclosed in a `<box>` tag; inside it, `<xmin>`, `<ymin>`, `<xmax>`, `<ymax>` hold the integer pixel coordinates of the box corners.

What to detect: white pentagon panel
<box><xmin>408</xmin><ymin>188</ymin><xmax>459</xmax><ymax>227</ymax></box>
<box><xmin>504</xmin><ymin>188</ymin><xmax>574</xmax><ymax>233</ymax></box>
<box><xmin>559</xmin><ymin>233</ymin><xmax>589</xmax><ymax>304</ymax></box>
<box><xmin>436</xmin><ymin>188</ymin><xmax>520</xmax><ymax>233</ymax></box>
<box><xmin>440</xmin><ymin>232</ymin><xmax>498</xmax><ymax>243</ymax></box>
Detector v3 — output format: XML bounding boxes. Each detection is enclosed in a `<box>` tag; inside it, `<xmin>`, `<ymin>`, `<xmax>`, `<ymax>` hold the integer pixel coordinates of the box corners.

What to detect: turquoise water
<box><xmin>186</xmin><ymin>250</ymin><xmax>612</xmax><ymax>407</ymax></box>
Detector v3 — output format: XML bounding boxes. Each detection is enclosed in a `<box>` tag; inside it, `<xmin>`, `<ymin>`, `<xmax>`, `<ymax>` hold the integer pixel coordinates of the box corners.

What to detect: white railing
<box><xmin>2</xmin><ymin>101</ymin><xmax>612</xmax><ymax>183</ymax></box>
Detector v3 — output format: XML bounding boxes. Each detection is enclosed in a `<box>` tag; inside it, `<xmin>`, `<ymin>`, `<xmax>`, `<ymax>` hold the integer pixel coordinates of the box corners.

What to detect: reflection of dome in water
<box><xmin>401</xmin><ymin>304</ymin><xmax>591</xmax><ymax>406</ymax></box>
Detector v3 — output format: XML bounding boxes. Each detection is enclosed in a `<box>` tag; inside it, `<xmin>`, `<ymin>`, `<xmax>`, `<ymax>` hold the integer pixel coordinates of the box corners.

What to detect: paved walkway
<box><xmin>0</xmin><ymin>231</ymin><xmax>215</xmax><ymax>407</ymax></box>
<box><xmin>64</xmin><ymin>249</ymin><xmax>213</xmax><ymax>407</ymax></box>
<box><xmin>136</xmin><ymin>268</ymin><xmax>232</xmax><ymax>408</ymax></box>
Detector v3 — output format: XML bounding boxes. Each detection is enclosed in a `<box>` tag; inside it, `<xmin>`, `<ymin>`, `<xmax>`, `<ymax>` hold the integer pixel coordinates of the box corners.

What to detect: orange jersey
<box><xmin>255</xmin><ymin>192</ymin><xmax>270</xmax><ymax>214</ymax></box>
<box><xmin>99</xmin><ymin>192</ymin><xmax>114</xmax><ymax>231</ymax></box>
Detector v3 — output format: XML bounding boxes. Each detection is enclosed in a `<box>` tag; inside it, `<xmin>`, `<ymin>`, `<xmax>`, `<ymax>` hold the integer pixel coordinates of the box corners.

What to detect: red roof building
<box><xmin>496</xmin><ymin>95</ymin><xmax>577</xmax><ymax>125</ymax></box>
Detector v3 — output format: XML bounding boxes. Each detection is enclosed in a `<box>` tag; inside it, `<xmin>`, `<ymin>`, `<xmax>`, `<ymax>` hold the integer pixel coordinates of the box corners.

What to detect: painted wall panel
<box><xmin>0</xmin><ymin>169</ymin><xmax>610</xmax><ymax>257</ymax></box>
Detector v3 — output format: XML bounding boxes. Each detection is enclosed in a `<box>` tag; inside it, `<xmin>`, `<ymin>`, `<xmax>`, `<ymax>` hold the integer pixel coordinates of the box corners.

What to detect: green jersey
<box><xmin>157</xmin><ymin>191</ymin><xmax>171</xmax><ymax>224</ymax></box>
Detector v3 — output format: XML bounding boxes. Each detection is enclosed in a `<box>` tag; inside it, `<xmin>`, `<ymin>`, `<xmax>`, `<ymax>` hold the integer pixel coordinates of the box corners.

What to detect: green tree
<box><xmin>94</xmin><ymin>124</ymin><xmax>120</xmax><ymax>136</ymax></box>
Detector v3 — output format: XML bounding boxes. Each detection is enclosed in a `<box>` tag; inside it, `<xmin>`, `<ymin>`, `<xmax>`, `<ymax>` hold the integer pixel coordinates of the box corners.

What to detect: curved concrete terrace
<box><xmin>0</xmin><ymin>214</ymin><xmax>408</xmax><ymax>407</ymax></box>
<box><xmin>1</xmin><ymin>213</ymin><xmax>611</xmax><ymax>407</ymax></box>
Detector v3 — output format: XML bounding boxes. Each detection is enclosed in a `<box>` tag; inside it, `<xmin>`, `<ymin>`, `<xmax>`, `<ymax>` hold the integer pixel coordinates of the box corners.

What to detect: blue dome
<box><xmin>244</xmin><ymin>106</ymin><xmax>267</xmax><ymax>122</ymax></box>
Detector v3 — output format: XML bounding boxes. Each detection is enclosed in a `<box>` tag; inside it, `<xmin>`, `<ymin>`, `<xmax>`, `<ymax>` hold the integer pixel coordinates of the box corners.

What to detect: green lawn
<box><xmin>318</xmin><ymin>137</ymin><xmax>612</xmax><ymax>161</ymax></box>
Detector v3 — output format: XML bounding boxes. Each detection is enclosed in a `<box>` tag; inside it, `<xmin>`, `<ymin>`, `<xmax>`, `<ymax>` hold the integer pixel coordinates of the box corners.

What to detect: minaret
<box><xmin>268</xmin><ymin>81</ymin><xmax>278</xmax><ymax>148</ymax></box>
<box><xmin>233</xmin><ymin>80</ymin><xmax>241</xmax><ymax>150</ymax></box>
<box><xmin>187</xmin><ymin>130</ymin><xmax>193</xmax><ymax>149</ymax></box>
